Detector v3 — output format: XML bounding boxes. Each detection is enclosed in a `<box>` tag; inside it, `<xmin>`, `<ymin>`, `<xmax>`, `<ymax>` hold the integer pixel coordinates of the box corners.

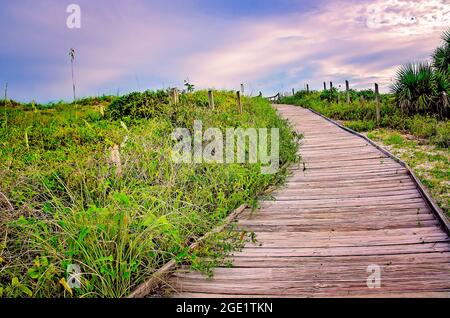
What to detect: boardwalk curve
<box><xmin>169</xmin><ymin>105</ymin><xmax>450</xmax><ymax>298</ymax></box>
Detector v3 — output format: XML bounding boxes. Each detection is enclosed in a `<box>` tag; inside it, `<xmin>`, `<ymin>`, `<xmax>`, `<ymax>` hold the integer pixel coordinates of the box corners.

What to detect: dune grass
<box><xmin>0</xmin><ymin>90</ymin><xmax>299</xmax><ymax>297</ymax></box>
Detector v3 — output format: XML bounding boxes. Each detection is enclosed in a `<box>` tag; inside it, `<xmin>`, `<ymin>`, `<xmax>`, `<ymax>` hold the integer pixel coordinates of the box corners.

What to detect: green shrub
<box><xmin>405</xmin><ymin>115</ymin><xmax>439</xmax><ymax>139</ymax></box>
<box><xmin>106</xmin><ymin>90</ymin><xmax>171</xmax><ymax>120</ymax></box>
<box><xmin>344</xmin><ymin>120</ymin><xmax>376</xmax><ymax>132</ymax></box>
<box><xmin>432</xmin><ymin>121</ymin><xmax>450</xmax><ymax>147</ymax></box>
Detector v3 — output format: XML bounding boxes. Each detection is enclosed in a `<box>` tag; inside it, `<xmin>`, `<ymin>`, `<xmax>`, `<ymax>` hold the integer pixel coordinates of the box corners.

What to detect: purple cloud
<box><xmin>0</xmin><ymin>0</ymin><xmax>448</xmax><ymax>102</ymax></box>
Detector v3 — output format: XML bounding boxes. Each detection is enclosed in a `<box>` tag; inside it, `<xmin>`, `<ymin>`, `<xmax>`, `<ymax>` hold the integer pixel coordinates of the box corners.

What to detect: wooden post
<box><xmin>236</xmin><ymin>91</ymin><xmax>242</xmax><ymax>114</ymax></box>
<box><xmin>3</xmin><ymin>82</ymin><xmax>8</xmax><ymax>127</ymax></box>
<box><xmin>292</xmin><ymin>88</ymin><xmax>295</xmax><ymax>96</ymax></box>
<box><xmin>346</xmin><ymin>80</ymin><xmax>350</xmax><ymax>104</ymax></box>
<box><xmin>330</xmin><ymin>81</ymin><xmax>333</xmax><ymax>90</ymax></box>
<box><xmin>375</xmin><ymin>83</ymin><xmax>380</xmax><ymax>126</ymax></box>
<box><xmin>171</xmin><ymin>88</ymin><xmax>179</xmax><ymax>104</ymax></box>
<box><xmin>306</xmin><ymin>84</ymin><xmax>309</xmax><ymax>93</ymax></box>
<box><xmin>323</xmin><ymin>82</ymin><xmax>327</xmax><ymax>91</ymax></box>
<box><xmin>240</xmin><ymin>83</ymin><xmax>245</xmax><ymax>94</ymax></box>
<box><xmin>208</xmin><ymin>90</ymin><xmax>215</xmax><ymax>109</ymax></box>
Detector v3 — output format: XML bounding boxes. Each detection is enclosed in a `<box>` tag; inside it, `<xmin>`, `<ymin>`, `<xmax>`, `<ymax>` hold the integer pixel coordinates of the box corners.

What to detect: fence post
<box><xmin>375</xmin><ymin>83</ymin><xmax>380</xmax><ymax>126</ymax></box>
<box><xmin>306</xmin><ymin>84</ymin><xmax>309</xmax><ymax>93</ymax></box>
<box><xmin>346</xmin><ymin>80</ymin><xmax>350</xmax><ymax>104</ymax></box>
<box><xmin>330</xmin><ymin>81</ymin><xmax>333</xmax><ymax>90</ymax></box>
<box><xmin>208</xmin><ymin>90</ymin><xmax>215</xmax><ymax>109</ymax></box>
<box><xmin>236</xmin><ymin>91</ymin><xmax>242</xmax><ymax>114</ymax></box>
<box><xmin>323</xmin><ymin>82</ymin><xmax>326</xmax><ymax>91</ymax></box>
<box><xmin>292</xmin><ymin>88</ymin><xmax>295</xmax><ymax>96</ymax></box>
<box><xmin>171</xmin><ymin>88</ymin><xmax>179</xmax><ymax>104</ymax></box>
<box><xmin>240</xmin><ymin>83</ymin><xmax>245</xmax><ymax>94</ymax></box>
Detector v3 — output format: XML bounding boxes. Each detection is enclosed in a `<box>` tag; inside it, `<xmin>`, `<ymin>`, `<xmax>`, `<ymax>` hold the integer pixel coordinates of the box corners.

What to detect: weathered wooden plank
<box><xmin>172</xmin><ymin>291</ymin><xmax>450</xmax><ymax>298</ymax></box>
<box><xmin>229</xmin><ymin>252</ymin><xmax>450</xmax><ymax>268</ymax></box>
<box><xmin>170</xmin><ymin>278</ymin><xmax>450</xmax><ymax>296</ymax></box>
<box><xmin>236</xmin><ymin>221</ymin><xmax>440</xmax><ymax>232</ymax></box>
<box><xmin>174</xmin><ymin>264</ymin><xmax>450</xmax><ymax>281</ymax></box>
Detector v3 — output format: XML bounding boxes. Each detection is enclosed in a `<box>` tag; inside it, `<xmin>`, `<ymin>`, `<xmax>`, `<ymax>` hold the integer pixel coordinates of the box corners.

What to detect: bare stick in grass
<box><xmin>0</xmin><ymin>191</ymin><xmax>13</xmax><ymax>211</ymax></box>
<box><xmin>208</xmin><ymin>90</ymin><xmax>214</xmax><ymax>109</ymax></box>
<box><xmin>69</xmin><ymin>48</ymin><xmax>76</xmax><ymax>102</ymax></box>
<box><xmin>236</xmin><ymin>91</ymin><xmax>242</xmax><ymax>114</ymax></box>
<box><xmin>375</xmin><ymin>83</ymin><xmax>380</xmax><ymax>126</ymax></box>
<box><xmin>3</xmin><ymin>82</ymin><xmax>8</xmax><ymax>128</ymax></box>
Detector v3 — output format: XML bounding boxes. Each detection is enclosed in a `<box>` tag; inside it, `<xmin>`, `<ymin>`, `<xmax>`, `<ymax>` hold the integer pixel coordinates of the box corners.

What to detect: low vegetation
<box><xmin>367</xmin><ymin>129</ymin><xmax>449</xmax><ymax>215</ymax></box>
<box><xmin>0</xmin><ymin>90</ymin><xmax>299</xmax><ymax>297</ymax></box>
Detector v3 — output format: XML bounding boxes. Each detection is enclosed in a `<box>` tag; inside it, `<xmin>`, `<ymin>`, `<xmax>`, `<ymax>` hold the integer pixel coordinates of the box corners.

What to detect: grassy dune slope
<box><xmin>0</xmin><ymin>91</ymin><xmax>299</xmax><ymax>297</ymax></box>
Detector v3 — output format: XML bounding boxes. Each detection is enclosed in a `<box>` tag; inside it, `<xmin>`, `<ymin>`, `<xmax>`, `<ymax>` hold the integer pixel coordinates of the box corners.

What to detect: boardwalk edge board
<box><xmin>304</xmin><ymin>106</ymin><xmax>450</xmax><ymax>236</ymax></box>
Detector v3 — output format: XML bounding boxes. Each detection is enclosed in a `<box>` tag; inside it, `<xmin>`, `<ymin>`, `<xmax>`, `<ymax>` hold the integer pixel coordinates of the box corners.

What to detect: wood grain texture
<box><xmin>167</xmin><ymin>105</ymin><xmax>450</xmax><ymax>298</ymax></box>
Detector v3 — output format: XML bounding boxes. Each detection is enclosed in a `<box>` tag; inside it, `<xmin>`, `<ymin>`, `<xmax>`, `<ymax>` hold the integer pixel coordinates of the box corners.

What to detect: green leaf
<box><xmin>142</xmin><ymin>213</ymin><xmax>157</xmax><ymax>227</ymax></box>
<box><xmin>20</xmin><ymin>285</ymin><xmax>33</xmax><ymax>297</ymax></box>
<box><xmin>11</xmin><ymin>277</ymin><xmax>19</xmax><ymax>286</ymax></box>
<box><xmin>28</xmin><ymin>268</ymin><xmax>40</xmax><ymax>279</ymax></box>
<box><xmin>96</xmin><ymin>255</ymin><xmax>113</xmax><ymax>263</ymax></box>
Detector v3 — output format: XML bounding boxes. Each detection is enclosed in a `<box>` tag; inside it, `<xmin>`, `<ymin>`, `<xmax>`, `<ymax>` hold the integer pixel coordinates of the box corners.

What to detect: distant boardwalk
<box><xmin>169</xmin><ymin>104</ymin><xmax>450</xmax><ymax>298</ymax></box>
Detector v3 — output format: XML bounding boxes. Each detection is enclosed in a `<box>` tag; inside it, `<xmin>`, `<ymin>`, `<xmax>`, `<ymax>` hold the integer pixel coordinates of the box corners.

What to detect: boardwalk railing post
<box><xmin>208</xmin><ymin>90</ymin><xmax>215</xmax><ymax>109</ymax></box>
<box><xmin>346</xmin><ymin>80</ymin><xmax>350</xmax><ymax>104</ymax></box>
<box><xmin>170</xmin><ymin>88</ymin><xmax>179</xmax><ymax>104</ymax></box>
<box><xmin>375</xmin><ymin>83</ymin><xmax>380</xmax><ymax>126</ymax></box>
<box><xmin>236</xmin><ymin>91</ymin><xmax>242</xmax><ymax>114</ymax></box>
<box><xmin>329</xmin><ymin>82</ymin><xmax>333</xmax><ymax>104</ymax></box>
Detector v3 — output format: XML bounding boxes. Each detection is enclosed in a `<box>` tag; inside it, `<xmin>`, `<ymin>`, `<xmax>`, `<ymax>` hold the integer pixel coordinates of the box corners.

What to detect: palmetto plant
<box><xmin>392</xmin><ymin>28</ymin><xmax>450</xmax><ymax>118</ymax></box>
<box><xmin>434</xmin><ymin>70</ymin><xmax>450</xmax><ymax>118</ymax></box>
<box><xmin>432</xmin><ymin>29</ymin><xmax>450</xmax><ymax>73</ymax></box>
<box><xmin>391</xmin><ymin>62</ymin><xmax>435</xmax><ymax>115</ymax></box>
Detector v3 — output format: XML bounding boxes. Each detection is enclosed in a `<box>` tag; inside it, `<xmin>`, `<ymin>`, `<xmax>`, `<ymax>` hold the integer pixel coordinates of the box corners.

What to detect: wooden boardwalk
<box><xmin>168</xmin><ymin>105</ymin><xmax>450</xmax><ymax>298</ymax></box>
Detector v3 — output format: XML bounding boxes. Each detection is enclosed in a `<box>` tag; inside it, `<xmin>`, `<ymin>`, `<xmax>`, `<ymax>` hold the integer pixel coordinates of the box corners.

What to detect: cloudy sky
<box><xmin>0</xmin><ymin>0</ymin><xmax>449</xmax><ymax>102</ymax></box>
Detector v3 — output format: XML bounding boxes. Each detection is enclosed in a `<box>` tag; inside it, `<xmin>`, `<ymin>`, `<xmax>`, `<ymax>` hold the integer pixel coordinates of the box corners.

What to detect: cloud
<box><xmin>183</xmin><ymin>0</ymin><xmax>449</xmax><ymax>93</ymax></box>
<box><xmin>1</xmin><ymin>0</ymin><xmax>449</xmax><ymax>101</ymax></box>
<box><xmin>365</xmin><ymin>0</ymin><xmax>450</xmax><ymax>35</ymax></box>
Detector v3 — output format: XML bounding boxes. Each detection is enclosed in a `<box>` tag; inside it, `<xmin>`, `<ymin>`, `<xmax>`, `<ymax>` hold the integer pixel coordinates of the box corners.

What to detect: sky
<box><xmin>0</xmin><ymin>0</ymin><xmax>449</xmax><ymax>102</ymax></box>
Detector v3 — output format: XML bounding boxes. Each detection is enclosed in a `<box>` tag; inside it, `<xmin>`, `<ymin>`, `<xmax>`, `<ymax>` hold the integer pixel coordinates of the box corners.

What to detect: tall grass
<box><xmin>0</xmin><ymin>90</ymin><xmax>299</xmax><ymax>297</ymax></box>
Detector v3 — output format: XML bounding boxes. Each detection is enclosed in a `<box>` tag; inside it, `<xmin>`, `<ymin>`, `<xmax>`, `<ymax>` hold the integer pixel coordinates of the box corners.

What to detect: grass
<box><xmin>0</xmin><ymin>90</ymin><xmax>299</xmax><ymax>298</ymax></box>
<box><xmin>367</xmin><ymin>129</ymin><xmax>449</xmax><ymax>215</ymax></box>
<box><xmin>279</xmin><ymin>91</ymin><xmax>449</xmax><ymax>216</ymax></box>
